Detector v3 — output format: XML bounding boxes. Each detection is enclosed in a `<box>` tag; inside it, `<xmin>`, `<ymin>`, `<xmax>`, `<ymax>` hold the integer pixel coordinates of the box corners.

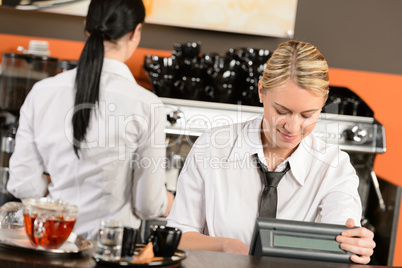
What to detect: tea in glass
<box><xmin>22</xmin><ymin>198</ymin><xmax>78</xmax><ymax>249</ymax></box>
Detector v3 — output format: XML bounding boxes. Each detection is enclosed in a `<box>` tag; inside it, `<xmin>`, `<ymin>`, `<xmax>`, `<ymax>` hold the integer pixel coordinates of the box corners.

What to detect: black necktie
<box><xmin>253</xmin><ymin>153</ymin><xmax>290</xmax><ymax>218</ymax></box>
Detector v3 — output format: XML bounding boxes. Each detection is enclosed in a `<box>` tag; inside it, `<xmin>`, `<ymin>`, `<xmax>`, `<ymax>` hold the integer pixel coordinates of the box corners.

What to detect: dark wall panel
<box><xmin>140</xmin><ymin>24</ymin><xmax>286</xmax><ymax>55</ymax></box>
<box><xmin>293</xmin><ymin>0</ymin><xmax>402</xmax><ymax>75</ymax></box>
<box><xmin>1</xmin><ymin>0</ymin><xmax>401</xmax><ymax>74</ymax></box>
<box><xmin>0</xmin><ymin>7</ymin><xmax>86</xmax><ymax>41</ymax></box>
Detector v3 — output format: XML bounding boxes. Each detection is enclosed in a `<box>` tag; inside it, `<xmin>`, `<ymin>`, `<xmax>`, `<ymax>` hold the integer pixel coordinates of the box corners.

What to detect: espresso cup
<box><xmin>148</xmin><ymin>225</ymin><xmax>182</xmax><ymax>258</ymax></box>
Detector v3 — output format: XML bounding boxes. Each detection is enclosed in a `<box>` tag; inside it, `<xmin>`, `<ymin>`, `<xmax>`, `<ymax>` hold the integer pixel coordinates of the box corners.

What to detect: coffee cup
<box><xmin>148</xmin><ymin>225</ymin><xmax>182</xmax><ymax>258</ymax></box>
<box><xmin>22</xmin><ymin>198</ymin><xmax>78</xmax><ymax>249</ymax></box>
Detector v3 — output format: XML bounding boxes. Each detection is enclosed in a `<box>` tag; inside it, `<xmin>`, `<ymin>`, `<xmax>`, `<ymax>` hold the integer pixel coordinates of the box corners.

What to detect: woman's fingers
<box><xmin>350</xmin><ymin>254</ymin><xmax>372</xmax><ymax>265</ymax></box>
<box><xmin>336</xmin><ymin>224</ymin><xmax>376</xmax><ymax>265</ymax></box>
<box><xmin>341</xmin><ymin>226</ymin><xmax>374</xmax><ymax>240</ymax></box>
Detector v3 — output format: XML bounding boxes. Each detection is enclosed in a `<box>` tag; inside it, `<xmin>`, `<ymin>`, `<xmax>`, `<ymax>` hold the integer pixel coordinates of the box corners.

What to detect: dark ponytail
<box><xmin>72</xmin><ymin>0</ymin><xmax>145</xmax><ymax>158</ymax></box>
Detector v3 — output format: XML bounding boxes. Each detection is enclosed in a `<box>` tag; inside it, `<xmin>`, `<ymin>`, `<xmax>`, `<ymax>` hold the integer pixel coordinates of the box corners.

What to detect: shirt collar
<box><xmin>226</xmin><ymin>115</ymin><xmax>316</xmax><ymax>186</ymax></box>
<box><xmin>288</xmin><ymin>134</ymin><xmax>329</xmax><ymax>186</ymax></box>
<box><xmin>102</xmin><ymin>58</ymin><xmax>137</xmax><ymax>84</ymax></box>
<box><xmin>226</xmin><ymin>115</ymin><xmax>264</xmax><ymax>163</ymax></box>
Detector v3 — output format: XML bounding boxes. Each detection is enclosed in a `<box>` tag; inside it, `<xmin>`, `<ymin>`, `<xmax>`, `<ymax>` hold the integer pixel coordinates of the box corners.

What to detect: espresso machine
<box><xmin>0</xmin><ymin>49</ymin><xmax>58</xmax><ymax>206</ymax></box>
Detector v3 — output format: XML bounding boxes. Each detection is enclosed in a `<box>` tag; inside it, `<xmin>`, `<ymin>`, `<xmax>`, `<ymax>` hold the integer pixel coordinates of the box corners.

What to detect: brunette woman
<box><xmin>8</xmin><ymin>0</ymin><xmax>173</xmax><ymax>240</ymax></box>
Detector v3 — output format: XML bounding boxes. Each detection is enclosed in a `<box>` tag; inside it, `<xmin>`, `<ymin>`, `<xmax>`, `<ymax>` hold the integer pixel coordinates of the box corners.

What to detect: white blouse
<box><xmin>8</xmin><ymin>58</ymin><xmax>168</xmax><ymax>240</ymax></box>
<box><xmin>167</xmin><ymin>116</ymin><xmax>362</xmax><ymax>246</ymax></box>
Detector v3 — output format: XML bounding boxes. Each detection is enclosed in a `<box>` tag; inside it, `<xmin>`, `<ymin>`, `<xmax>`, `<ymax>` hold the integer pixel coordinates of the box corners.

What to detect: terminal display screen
<box><xmin>273</xmin><ymin>234</ymin><xmax>344</xmax><ymax>253</ymax></box>
<box><xmin>249</xmin><ymin>218</ymin><xmax>354</xmax><ymax>263</ymax></box>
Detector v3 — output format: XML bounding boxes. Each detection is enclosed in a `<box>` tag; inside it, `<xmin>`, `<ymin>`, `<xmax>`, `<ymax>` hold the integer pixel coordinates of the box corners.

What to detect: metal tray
<box><xmin>94</xmin><ymin>244</ymin><xmax>187</xmax><ymax>267</ymax></box>
<box><xmin>0</xmin><ymin>227</ymin><xmax>93</xmax><ymax>257</ymax></box>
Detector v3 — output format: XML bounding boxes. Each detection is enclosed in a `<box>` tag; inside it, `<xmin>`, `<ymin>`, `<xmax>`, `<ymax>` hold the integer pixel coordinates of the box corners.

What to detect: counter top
<box><xmin>0</xmin><ymin>244</ymin><xmax>395</xmax><ymax>268</ymax></box>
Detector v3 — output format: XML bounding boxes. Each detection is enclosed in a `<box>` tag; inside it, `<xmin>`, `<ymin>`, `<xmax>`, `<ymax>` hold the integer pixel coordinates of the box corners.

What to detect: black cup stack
<box><xmin>143</xmin><ymin>42</ymin><xmax>271</xmax><ymax>106</ymax></box>
<box><xmin>324</xmin><ymin>86</ymin><xmax>374</xmax><ymax>117</ymax></box>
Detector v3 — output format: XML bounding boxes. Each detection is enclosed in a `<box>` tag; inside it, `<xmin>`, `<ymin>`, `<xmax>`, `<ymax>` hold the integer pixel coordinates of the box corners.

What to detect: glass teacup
<box><xmin>0</xmin><ymin>202</ymin><xmax>24</xmax><ymax>229</ymax></box>
<box><xmin>22</xmin><ymin>198</ymin><xmax>78</xmax><ymax>249</ymax></box>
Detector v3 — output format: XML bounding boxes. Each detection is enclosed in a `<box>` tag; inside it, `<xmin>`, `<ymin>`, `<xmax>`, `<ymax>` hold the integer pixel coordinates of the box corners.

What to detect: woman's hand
<box><xmin>221</xmin><ymin>237</ymin><xmax>249</xmax><ymax>255</ymax></box>
<box><xmin>336</xmin><ymin>218</ymin><xmax>376</xmax><ymax>264</ymax></box>
<box><xmin>42</xmin><ymin>173</ymin><xmax>51</xmax><ymax>197</ymax></box>
<box><xmin>179</xmin><ymin>232</ymin><xmax>249</xmax><ymax>255</ymax></box>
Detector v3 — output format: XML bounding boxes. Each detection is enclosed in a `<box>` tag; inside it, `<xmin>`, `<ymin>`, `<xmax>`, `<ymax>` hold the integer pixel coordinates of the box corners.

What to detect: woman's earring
<box><xmin>259</xmin><ymin>99</ymin><xmax>263</xmax><ymax>103</ymax></box>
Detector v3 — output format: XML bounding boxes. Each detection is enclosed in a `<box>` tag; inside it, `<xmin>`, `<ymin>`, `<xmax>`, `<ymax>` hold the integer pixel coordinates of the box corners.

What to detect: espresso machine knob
<box><xmin>167</xmin><ymin>109</ymin><xmax>183</xmax><ymax>125</ymax></box>
<box><xmin>343</xmin><ymin>126</ymin><xmax>368</xmax><ymax>143</ymax></box>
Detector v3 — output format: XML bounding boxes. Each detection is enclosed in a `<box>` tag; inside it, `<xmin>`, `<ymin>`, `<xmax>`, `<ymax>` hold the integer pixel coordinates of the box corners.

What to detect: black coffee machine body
<box><xmin>0</xmin><ymin>52</ymin><xmax>59</xmax><ymax>205</ymax></box>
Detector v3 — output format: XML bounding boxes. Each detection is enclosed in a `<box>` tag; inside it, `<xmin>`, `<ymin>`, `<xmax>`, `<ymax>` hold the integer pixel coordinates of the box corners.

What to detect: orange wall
<box><xmin>0</xmin><ymin>33</ymin><xmax>171</xmax><ymax>89</ymax></box>
<box><xmin>0</xmin><ymin>33</ymin><xmax>401</xmax><ymax>265</ymax></box>
<box><xmin>329</xmin><ymin>69</ymin><xmax>402</xmax><ymax>266</ymax></box>
<box><xmin>0</xmin><ymin>33</ymin><xmax>83</xmax><ymax>63</ymax></box>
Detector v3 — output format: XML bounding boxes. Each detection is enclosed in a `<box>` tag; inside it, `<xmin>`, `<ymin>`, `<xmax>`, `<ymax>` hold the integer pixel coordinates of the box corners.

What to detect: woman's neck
<box><xmin>262</xmin><ymin>146</ymin><xmax>289</xmax><ymax>171</ymax></box>
<box><xmin>260</xmin><ymin>128</ymin><xmax>296</xmax><ymax>171</ymax></box>
<box><xmin>104</xmin><ymin>43</ymin><xmax>129</xmax><ymax>63</ymax></box>
<box><xmin>103</xmin><ymin>33</ymin><xmax>135</xmax><ymax>63</ymax></box>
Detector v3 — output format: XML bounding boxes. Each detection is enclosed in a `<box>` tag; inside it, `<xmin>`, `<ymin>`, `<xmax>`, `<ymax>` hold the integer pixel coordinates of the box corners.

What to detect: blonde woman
<box><xmin>167</xmin><ymin>41</ymin><xmax>375</xmax><ymax>264</ymax></box>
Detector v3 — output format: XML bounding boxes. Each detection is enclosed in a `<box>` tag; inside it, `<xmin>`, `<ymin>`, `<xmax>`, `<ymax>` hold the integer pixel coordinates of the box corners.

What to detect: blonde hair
<box><xmin>261</xmin><ymin>40</ymin><xmax>329</xmax><ymax>97</ymax></box>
